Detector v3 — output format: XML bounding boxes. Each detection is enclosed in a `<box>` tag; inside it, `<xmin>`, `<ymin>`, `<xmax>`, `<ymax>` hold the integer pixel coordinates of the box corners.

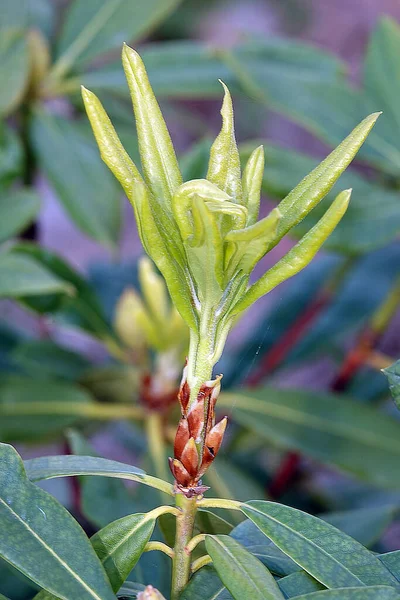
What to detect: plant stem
<box><xmin>171</xmin><ymin>494</ymin><xmax>197</xmax><ymax>600</ymax></box>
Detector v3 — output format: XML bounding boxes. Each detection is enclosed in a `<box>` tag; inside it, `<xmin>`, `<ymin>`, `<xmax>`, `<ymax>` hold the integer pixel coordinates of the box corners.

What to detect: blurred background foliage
<box><xmin>1</xmin><ymin>0</ymin><xmax>400</xmax><ymax>597</ymax></box>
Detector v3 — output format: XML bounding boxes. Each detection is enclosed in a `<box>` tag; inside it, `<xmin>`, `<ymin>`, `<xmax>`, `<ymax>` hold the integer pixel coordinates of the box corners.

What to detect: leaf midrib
<box><xmin>243</xmin><ymin>504</ymin><xmax>367</xmax><ymax>588</ymax></box>
<box><xmin>0</xmin><ymin>497</ymin><xmax>106</xmax><ymax>600</ymax></box>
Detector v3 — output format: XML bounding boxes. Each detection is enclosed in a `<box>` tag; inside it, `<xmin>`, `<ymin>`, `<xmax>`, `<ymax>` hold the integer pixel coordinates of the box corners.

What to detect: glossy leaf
<box><xmin>231</xmin><ymin>520</ymin><xmax>299</xmax><ymax>577</ymax></box>
<box><xmin>91</xmin><ymin>513</ymin><xmax>156</xmax><ymax>591</ymax></box>
<box><xmin>0</xmin><ymin>443</ymin><xmax>115</xmax><ymax>600</ymax></box>
<box><xmin>0</xmin><ymin>253</ymin><xmax>71</xmax><ymax>298</ymax></box>
<box><xmin>241</xmin><ymin>501</ymin><xmax>398</xmax><ymax>588</ymax></box>
<box><xmin>180</xmin><ymin>566</ymin><xmax>233</xmax><ymax>600</ymax></box>
<box><xmin>218</xmin><ymin>387</ymin><xmax>400</xmax><ymax>488</ymax></box>
<box><xmin>278</xmin><ymin>571</ymin><xmax>324</xmax><ymax>597</ymax></box>
<box><xmin>25</xmin><ymin>454</ymin><xmax>174</xmax><ymax>496</ymax></box>
<box><xmin>0</xmin><ymin>376</ymin><xmax>92</xmax><ymax>442</ymax></box>
<box><xmin>0</xmin><ymin>30</ymin><xmax>29</xmax><ymax>116</ymax></box>
<box><xmin>383</xmin><ymin>360</ymin><xmax>400</xmax><ymax>410</ymax></box>
<box><xmin>206</xmin><ymin>535</ymin><xmax>284</xmax><ymax>600</ymax></box>
<box><xmin>0</xmin><ymin>190</ymin><xmax>41</xmax><ymax>243</ymax></box>
<box><xmin>294</xmin><ymin>589</ymin><xmax>400</xmax><ymax>600</ymax></box>
<box><xmin>379</xmin><ymin>551</ymin><xmax>400</xmax><ymax>584</ymax></box>
<box><xmin>31</xmin><ymin>110</ymin><xmax>121</xmax><ymax>246</ymax></box>
<box><xmin>55</xmin><ymin>0</ymin><xmax>182</xmax><ymax>72</ymax></box>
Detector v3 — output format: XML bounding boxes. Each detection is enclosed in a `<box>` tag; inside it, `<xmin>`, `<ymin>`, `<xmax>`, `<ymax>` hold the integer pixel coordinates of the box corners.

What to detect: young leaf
<box><xmin>205</xmin><ymin>535</ymin><xmax>284</xmax><ymax>600</ymax></box>
<box><xmin>273</xmin><ymin>112</ymin><xmax>380</xmax><ymax>244</ymax></box>
<box><xmin>122</xmin><ymin>44</ymin><xmax>182</xmax><ymax>204</ymax></box>
<box><xmin>242</xmin><ymin>145</ymin><xmax>264</xmax><ymax>225</ymax></box>
<box><xmin>241</xmin><ymin>501</ymin><xmax>399</xmax><ymax>588</ymax></box>
<box><xmin>24</xmin><ymin>454</ymin><xmax>174</xmax><ymax>496</ymax></box>
<box><xmin>81</xmin><ymin>86</ymin><xmax>145</xmax><ymax>196</ymax></box>
<box><xmin>207</xmin><ymin>82</ymin><xmax>242</xmax><ymax>203</ymax></box>
<box><xmin>224</xmin><ymin>207</ymin><xmax>280</xmax><ymax>278</ymax></box>
<box><xmin>232</xmin><ymin>189</ymin><xmax>351</xmax><ymax>314</ymax></box>
<box><xmin>0</xmin><ymin>444</ymin><xmax>115</xmax><ymax>600</ymax></box>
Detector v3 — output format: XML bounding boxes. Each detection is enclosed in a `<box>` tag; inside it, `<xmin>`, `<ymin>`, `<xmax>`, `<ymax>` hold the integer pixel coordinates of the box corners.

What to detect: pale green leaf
<box><xmin>207</xmin><ymin>82</ymin><xmax>242</xmax><ymax>203</ymax></box>
<box><xmin>242</xmin><ymin>145</ymin><xmax>264</xmax><ymax>225</ymax></box>
<box><xmin>122</xmin><ymin>44</ymin><xmax>182</xmax><ymax>205</ymax></box>
<box><xmin>273</xmin><ymin>113</ymin><xmax>379</xmax><ymax>243</ymax></box>
<box><xmin>233</xmin><ymin>189</ymin><xmax>350</xmax><ymax>314</ymax></box>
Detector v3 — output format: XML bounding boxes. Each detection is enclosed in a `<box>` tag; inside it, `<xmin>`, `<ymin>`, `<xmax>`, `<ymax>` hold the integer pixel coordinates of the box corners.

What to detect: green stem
<box><xmin>171</xmin><ymin>494</ymin><xmax>197</xmax><ymax>600</ymax></box>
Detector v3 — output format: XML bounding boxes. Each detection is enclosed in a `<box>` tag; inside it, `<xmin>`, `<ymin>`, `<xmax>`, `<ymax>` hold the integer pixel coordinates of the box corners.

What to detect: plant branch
<box><xmin>171</xmin><ymin>494</ymin><xmax>197</xmax><ymax>600</ymax></box>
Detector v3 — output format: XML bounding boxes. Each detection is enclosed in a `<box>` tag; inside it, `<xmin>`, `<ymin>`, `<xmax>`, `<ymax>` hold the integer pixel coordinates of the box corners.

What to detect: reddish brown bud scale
<box><xmin>170</xmin><ymin>369</ymin><xmax>226</xmax><ymax>495</ymax></box>
<box><xmin>180</xmin><ymin>437</ymin><xmax>199</xmax><ymax>477</ymax></box>
<box><xmin>174</xmin><ymin>418</ymin><xmax>190</xmax><ymax>457</ymax></box>
<box><xmin>187</xmin><ymin>398</ymin><xmax>205</xmax><ymax>441</ymax></box>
